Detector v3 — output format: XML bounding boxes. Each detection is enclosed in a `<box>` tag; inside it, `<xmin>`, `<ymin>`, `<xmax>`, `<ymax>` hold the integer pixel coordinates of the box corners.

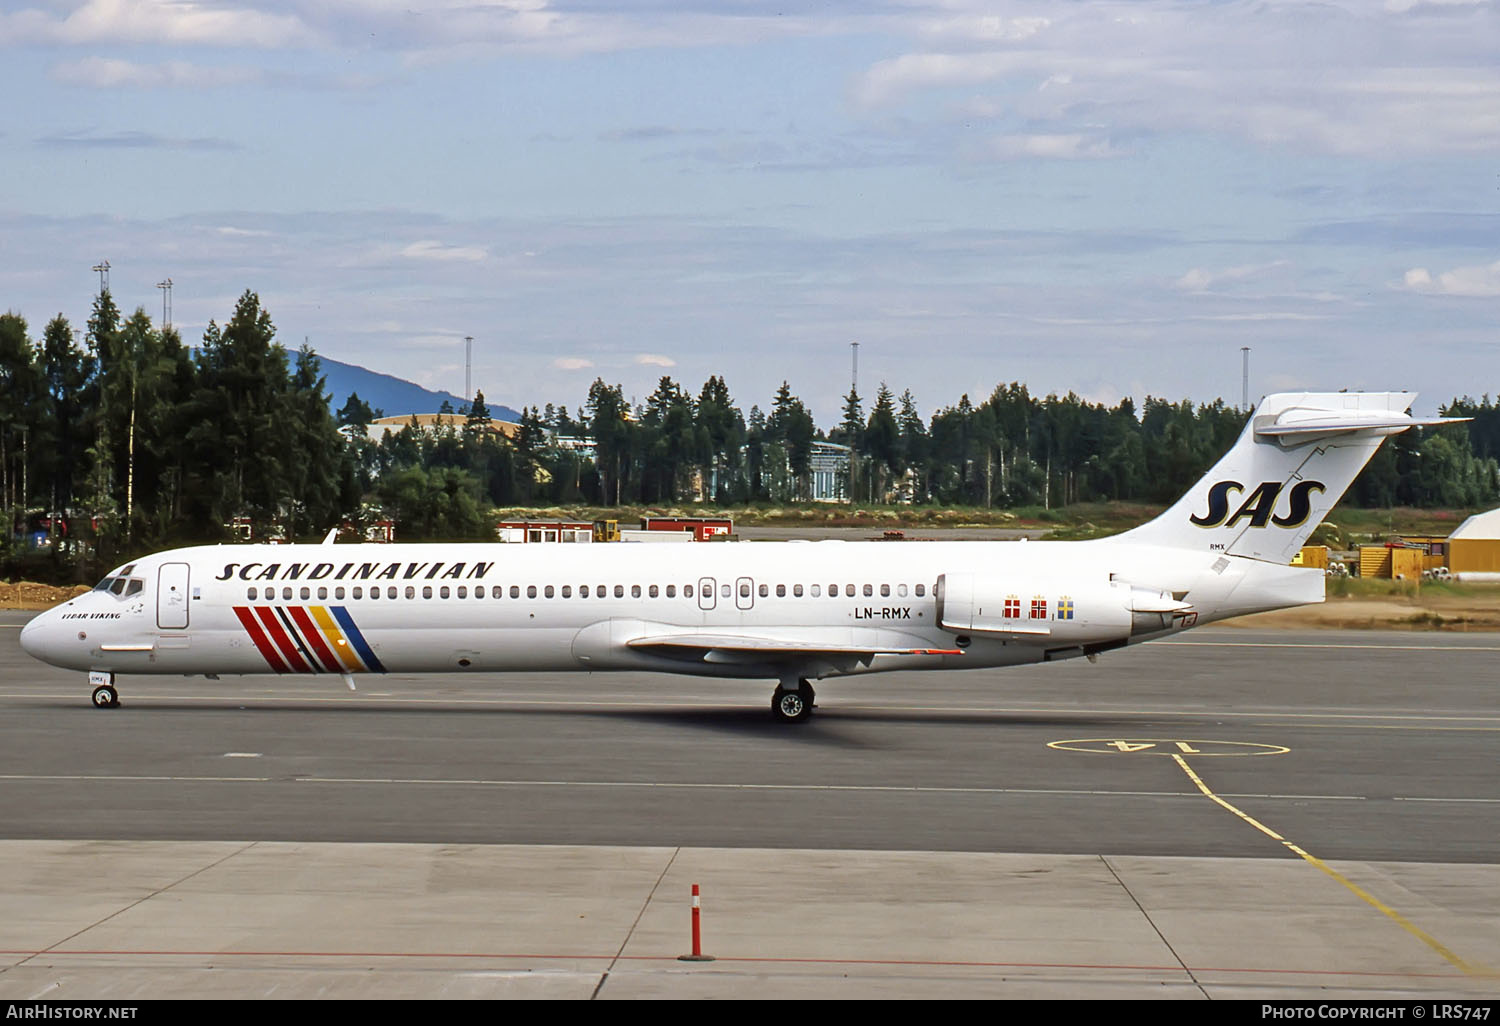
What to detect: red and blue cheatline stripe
<box><xmin>232</xmin><ymin>605</ymin><xmax>385</xmax><ymax>675</ymax></box>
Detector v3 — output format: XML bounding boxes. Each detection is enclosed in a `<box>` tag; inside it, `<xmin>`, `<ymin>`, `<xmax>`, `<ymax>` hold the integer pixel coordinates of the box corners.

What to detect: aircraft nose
<box><xmin>19</xmin><ymin>613</ymin><xmax>51</xmax><ymax>662</ymax></box>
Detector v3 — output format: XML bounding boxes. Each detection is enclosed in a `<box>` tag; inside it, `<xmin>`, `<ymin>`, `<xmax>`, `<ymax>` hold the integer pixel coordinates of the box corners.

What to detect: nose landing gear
<box><xmin>89</xmin><ymin>672</ymin><xmax>120</xmax><ymax>709</ymax></box>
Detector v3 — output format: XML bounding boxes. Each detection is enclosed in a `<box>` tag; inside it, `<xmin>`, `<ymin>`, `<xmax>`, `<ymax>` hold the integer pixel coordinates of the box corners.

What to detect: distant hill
<box><xmin>316</xmin><ymin>356</ymin><xmax>520</xmax><ymax>423</ymax></box>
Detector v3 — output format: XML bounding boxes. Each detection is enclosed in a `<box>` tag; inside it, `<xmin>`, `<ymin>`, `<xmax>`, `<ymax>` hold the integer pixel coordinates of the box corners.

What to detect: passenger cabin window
<box><xmin>248</xmin><ymin>587</ymin><xmax>258</xmax><ymax>600</ymax></box>
<box><xmin>793</xmin><ymin>584</ymin><xmax>803</xmax><ymax>597</ymax></box>
<box><xmin>915</xmin><ymin>584</ymin><xmax>926</xmax><ymax>598</ymax></box>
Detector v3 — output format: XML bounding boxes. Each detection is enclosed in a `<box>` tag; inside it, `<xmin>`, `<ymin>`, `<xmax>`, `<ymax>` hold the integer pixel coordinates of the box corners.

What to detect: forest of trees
<box><xmin>3</xmin><ymin>287</ymin><xmax>1499</xmax><ymax>581</ymax></box>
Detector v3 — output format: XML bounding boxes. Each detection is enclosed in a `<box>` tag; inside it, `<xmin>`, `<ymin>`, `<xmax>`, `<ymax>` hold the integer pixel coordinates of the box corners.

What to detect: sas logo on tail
<box><xmin>1190</xmin><ymin>480</ymin><xmax>1325</xmax><ymax>529</ymax></box>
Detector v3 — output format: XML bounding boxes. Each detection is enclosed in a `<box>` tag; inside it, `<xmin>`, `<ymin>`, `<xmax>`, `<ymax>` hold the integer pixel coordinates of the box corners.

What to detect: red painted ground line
<box><xmin>0</xmin><ymin>950</ymin><xmax>1470</xmax><ymax>979</ymax></box>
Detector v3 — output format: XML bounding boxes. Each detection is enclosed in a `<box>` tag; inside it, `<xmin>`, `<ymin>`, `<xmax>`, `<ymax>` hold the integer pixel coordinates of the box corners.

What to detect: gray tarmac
<box><xmin>1</xmin><ymin>610</ymin><xmax>1498</xmax><ymax>999</ymax></box>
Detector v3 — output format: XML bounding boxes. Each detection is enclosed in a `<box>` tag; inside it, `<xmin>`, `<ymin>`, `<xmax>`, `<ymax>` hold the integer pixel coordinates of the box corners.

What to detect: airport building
<box><xmin>361</xmin><ymin>413</ymin><xmax>521</xmax><ymax>443</ymax></box>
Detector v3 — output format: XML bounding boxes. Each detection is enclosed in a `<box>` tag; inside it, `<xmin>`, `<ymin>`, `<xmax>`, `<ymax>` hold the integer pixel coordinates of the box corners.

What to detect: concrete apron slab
<box><xmin>0</xmin><ymin>841</ymin><xmax>1495</xmax><ymax>999</ymax></box>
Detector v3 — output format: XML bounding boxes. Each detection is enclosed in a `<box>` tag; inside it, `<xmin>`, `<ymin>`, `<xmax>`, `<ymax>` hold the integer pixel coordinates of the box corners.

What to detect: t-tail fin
<box><xmin>1117</xmin><ymin>392</ymin><xmax>1465</xmax><ymax>564</ymax></box>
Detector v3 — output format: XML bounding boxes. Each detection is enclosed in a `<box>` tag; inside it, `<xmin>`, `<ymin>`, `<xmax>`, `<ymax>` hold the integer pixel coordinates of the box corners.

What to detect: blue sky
<box><xmin>2</xmin><ymin>0</ymin><xmax>1497</xmax><ymax>423</ymax></box>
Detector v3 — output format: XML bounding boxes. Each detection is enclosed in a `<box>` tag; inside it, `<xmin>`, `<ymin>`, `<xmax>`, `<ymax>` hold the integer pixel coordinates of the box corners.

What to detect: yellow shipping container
<box><xmin>1358</xmin><ymin>546</ymin><xmax>1392</xmax><ymax>578</ymax></box>
<box><xmin>1391</xmin><ymin>548</ymin><xmax>1424</xmax><ymax>580</ymax></box>
<box><xmin>1359</xmin><ymin>545</ymin><xmax>1425</xmax><ymax>579</ymax></box>
<box><xmin>1291</xmin><ymin>545</ymin><xmax>1329</xmax><ymax>569</ymax></box>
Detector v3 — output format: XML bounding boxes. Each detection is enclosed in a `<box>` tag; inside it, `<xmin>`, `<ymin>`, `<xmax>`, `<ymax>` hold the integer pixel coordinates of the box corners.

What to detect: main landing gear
<box><xmin>90</xmin><ymin>672</ymin><xmax>120</xmax><ymax>709</ymax></box>
<box><xmin>771</xmin><ymin>680</ymin><xmax>816</xmax><ymax>724</ymax></box>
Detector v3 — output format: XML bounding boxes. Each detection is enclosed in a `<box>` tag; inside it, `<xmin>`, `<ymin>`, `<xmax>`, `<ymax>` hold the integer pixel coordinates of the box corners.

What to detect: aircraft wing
<box><xmin>626</xmin><ymin>632</ymin><xmax>960</xmax><ymax>665</ymax></box>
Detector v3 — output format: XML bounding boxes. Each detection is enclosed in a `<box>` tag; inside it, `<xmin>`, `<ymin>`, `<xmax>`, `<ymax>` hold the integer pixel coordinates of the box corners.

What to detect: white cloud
<box><xmin>52</xmin><ymin>57</ymin><xmax>265</xmax><ymax>89</ymax></box>
<box><xmin>553</xmin><ymin>357</ymin><xmax>594</xmax><ymax>370</ymax></box>
<box><xmin>1175</xmin><ymin>261</ymin><xmax>1290</xmax><ymax>292</ymax></box>
<box><xmin>3</xmin><ymin>0</ymin><xmax>317</xmax><ymax>48</ymax></box>
<box><xmin>400</xmin><ymin>240</ymin><xmax>488</xmax><ymax>262</ymax></box>
<box><xmin>982</xmin><ymin>133</ymin><xmax>1124</xmax><ymax>161</ymax></box>
<box><xmin>852</xmin><ymin>1</ymin><xmax>1500</xmax><ymax>158</ymax></box>
<box><xmin>1401</xmin><ymin>261</ymin><xmax>1500</xmax><ymax>298</ymax></box>
<box><xmin>634</xmin><ymin>353</ymin><xmax>676</xmax><ymax>367</ymax></box>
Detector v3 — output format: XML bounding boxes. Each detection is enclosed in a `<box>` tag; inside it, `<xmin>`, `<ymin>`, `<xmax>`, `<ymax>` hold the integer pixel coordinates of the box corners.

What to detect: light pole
<box><xmin>1241</xmin><ymin>347</ymin><xmax>1251</xmax><ymax>412</ymax></box>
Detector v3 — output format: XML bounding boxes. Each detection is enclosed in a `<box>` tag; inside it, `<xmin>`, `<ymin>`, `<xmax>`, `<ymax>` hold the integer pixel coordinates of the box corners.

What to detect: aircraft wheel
<box><xmin>91</xmin><ymin>684</ymin><xmax>119</xmax><ymax>709</ymax></box>
<box><xmin>771</xmin><ymin>687</ymin><xmax>812</xmax><ymax>724</ymax></box>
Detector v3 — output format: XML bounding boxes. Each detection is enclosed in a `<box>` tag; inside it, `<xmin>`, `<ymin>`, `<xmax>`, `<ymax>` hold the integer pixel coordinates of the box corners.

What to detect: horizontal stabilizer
<box><xmin>1256</xmin><ymin>409</ymin><xmax>1469</xmax><ymax>445</ymax></box>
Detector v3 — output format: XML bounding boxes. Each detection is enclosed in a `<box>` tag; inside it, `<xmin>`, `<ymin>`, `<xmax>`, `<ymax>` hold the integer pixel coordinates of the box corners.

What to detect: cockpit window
<box><xmin>95</xmin><ymin>575</ymin><xmax>145</xmax><ymax>598</ymax></box>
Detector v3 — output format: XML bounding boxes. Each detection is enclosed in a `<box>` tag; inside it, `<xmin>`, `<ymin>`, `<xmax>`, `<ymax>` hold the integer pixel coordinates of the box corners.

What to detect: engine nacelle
<box><xmin>935</xmin><ymin>571</ymin><xmax>1154</xmax><ymax>649</ymax></box>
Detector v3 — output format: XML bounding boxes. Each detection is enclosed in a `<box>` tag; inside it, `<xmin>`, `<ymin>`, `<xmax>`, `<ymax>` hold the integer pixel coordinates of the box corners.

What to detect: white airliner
<box><xmin>20</xmin><ymin>392</ymin><xmax>1457</xmax><ymax>722</ymax></box>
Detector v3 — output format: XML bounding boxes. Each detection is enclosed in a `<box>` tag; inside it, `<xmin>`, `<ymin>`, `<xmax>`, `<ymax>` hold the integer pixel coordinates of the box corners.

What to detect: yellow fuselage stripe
<box><xmin>310</xmin><ymin>606</ymin><xmax>364</xmax><ymax>672</ymax></box>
